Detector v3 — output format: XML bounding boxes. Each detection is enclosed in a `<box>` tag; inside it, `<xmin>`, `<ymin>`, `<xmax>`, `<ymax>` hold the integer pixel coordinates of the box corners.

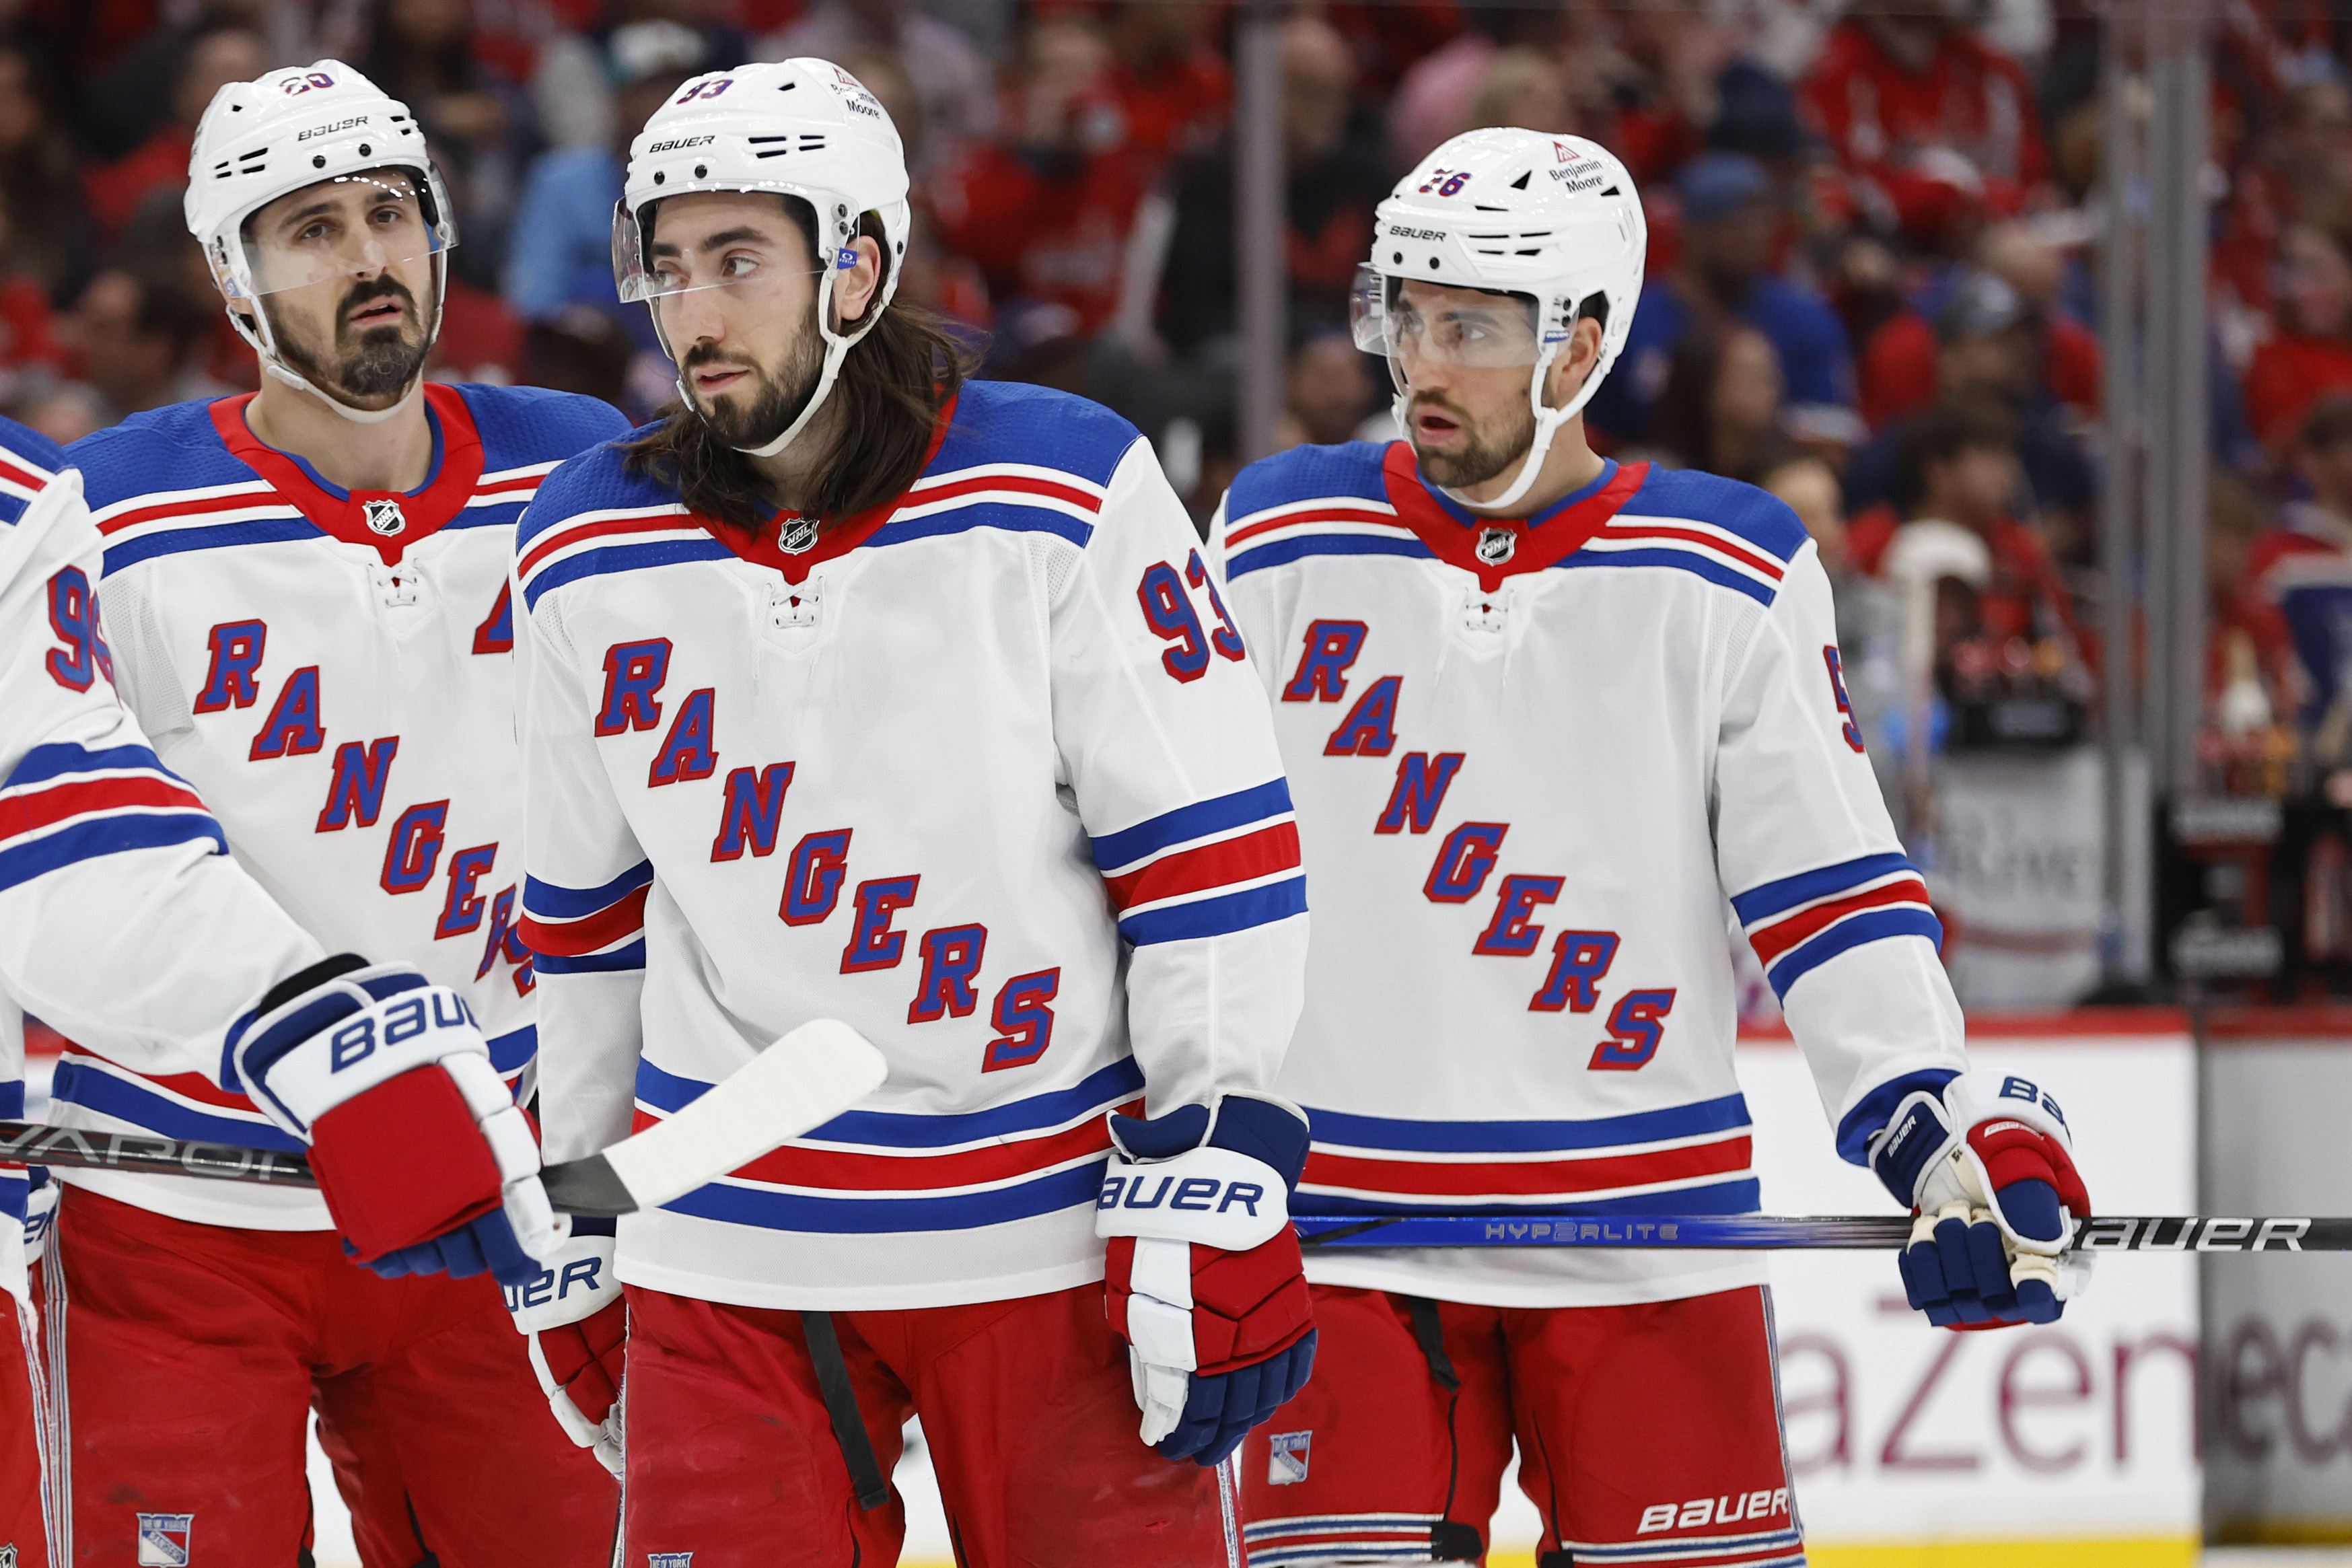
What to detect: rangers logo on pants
<box><xmin>135</xmin><ymin>1515</ymin><xmax>193</xmax><ymax>1567</ymax></box>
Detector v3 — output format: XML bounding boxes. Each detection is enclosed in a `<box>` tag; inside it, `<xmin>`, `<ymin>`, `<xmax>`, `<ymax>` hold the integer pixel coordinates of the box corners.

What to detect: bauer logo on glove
<box><xmin>1867</xmin><ymin>1069</ymin><xmax>2093</xmax><ymax>1329</ymax></box>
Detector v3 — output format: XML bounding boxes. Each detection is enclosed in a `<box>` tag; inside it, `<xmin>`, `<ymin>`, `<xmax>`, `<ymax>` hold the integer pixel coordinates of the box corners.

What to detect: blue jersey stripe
<box><xmin>660</xmin><ymin>1158</ymin><xmax>1104</xmax><ymax>1234</ymax></box>
<box><xmin>0</xmin><ymin>813</ymin><xmax>226</xmax><ymax>895</ymax></box>
<box><xmin>637</xmin><ymin>1053</ymin><xmax>1145</xmax><ymax>1149</ymax></box>
<box><xmin>0</xmin><ymin>1170</ymin><xmax>23</xmax><ymax>1225</ymax></box>
<box><xmin>1226</xmin><ymin>534</ymin><xmax>1433</xmax><ymax>580</ymax></box>
<box><xmin>1552</xmin><ymin>547</ymin><xmax>1776</xmax><ymax>606</ymax></box>
<box><xmin>1090</xmin><ymin>778</ymin><xmax>1293</xmax><ymax>871</ymax></box>
<box><xmin>1291</xmin><ymin>1177</ymin><xmax>1762</xmax><ymax>1218</ymax></box>
<box><xmin>47</xmin><ymin>1060</ymin><xmax>306</xmax><ymax>1151</ymax></box>
<box><xmin>1833</xmin><ymin>1067</ymin><xmax>1960</xmax><ymax>1167</ymax></box>
<box><xmin>1117</xmin><ymin>876</ymin><xmax>1307</xmax><ymax>945</ymax></box>
<box><xmin>520</xmin><ymin>537</ymin><xmax>734</xmax><ymax>611</ymax></box>
<box><xmin>1732</xmin><ymin>851</ymin><xmax>1917</xmax><ymax>925</ymax></box>
<box><xmin>524</xmin><ymin>861</ymin><xmax>654</xmax><ymax>919</ymax></box>
<box><xmin>1765</xmin><ymin>908</ymin><xmax>1944</xmax><ymax>998</ymax></box>
<box><xmin>865</xmin><ymin>499</ymin><xmax>1093</xmax><ymax>552</ymax></box>
<box><xmin>102</xmin><ymin>516</ymin><xmax>318</xmax><ymax>575</ymax></box>
<box><xmin>5</xmin><ymin>740</ymin><xmax>182</xmax><ymax>790</ymax></box>
<box><xmin>1302</xmin><ymin>1093</ymin><xmax>1752</xmax><ymax>1154</ymax></box>
<box><xmin>485</xmin><ymin>1023</ymin><xmax>538</xmax><ymax>1076</ymax></box>
<box><xmin>532</xmin><ymin>939</ymin><xmax>646</xmax><ymax>975</ymax></box>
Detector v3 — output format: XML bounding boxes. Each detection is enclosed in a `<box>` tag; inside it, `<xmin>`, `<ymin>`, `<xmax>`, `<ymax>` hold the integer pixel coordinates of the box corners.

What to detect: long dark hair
<box><xmin>622</xmin><ymin>205</ymin><xmax>976</xmax><ymax>530</ymax></box>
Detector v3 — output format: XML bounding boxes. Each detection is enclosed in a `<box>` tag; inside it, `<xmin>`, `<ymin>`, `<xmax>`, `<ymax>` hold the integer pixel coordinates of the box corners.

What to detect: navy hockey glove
<box><xmin>1868</xmin><ymin>1070</ymin><xmax>2092</xmax><ymax>1328</ymax></box>
<box><xmin>231</xmin><ymin>957</ymin><xmax>561</xmax><ymax>1288</ymax></box>
<box><xmin>1098</xmin><ymin>1094</ymin><xmax>1318</xmax><ymax>1467</ymax></box>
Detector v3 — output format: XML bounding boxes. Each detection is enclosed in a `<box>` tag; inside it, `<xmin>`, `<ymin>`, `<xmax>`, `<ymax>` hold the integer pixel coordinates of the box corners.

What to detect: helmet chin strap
<box><xmin>1398</xmin><ymin>344</ymin><xmax>1575</xmax><ymax>517</ymax></box>
<box><xmin>232</xmin><ymin>257</ymin><xmax>443</xmax><ymax>428</ymax></box>
<box><xmin>720</xmin><ymin>268</ymin><xmax>879</xmax><ymax>462</ymax></box>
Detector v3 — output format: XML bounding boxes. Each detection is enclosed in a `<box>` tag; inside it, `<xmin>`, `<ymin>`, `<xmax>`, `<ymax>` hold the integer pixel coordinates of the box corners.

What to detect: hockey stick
<box><xmin>1293</xmin><ymin>1213</ymin><xmax>2352</xmax><ymax>1253</ymax></box>
<box><xmin>0</xmin><ymin>1018</ymin><xmax>889</xmax><ymax>1219</ymax></box>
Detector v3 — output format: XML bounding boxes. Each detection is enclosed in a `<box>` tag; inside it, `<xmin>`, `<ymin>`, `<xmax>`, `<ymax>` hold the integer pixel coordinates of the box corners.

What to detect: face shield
<box><xmin>1349</xmin><ymin>264</ymin><xmax>1544</xmax><ymax>386</ymax></box>
<box><xmin>224</xmin><ymin>170</ymin><xmax>457</xmax><ymax>301</ymax></box>
<box><xmin>612</xmin><ymin>193</ymin><xmax>851</xmax><ymax>307</ymax></box>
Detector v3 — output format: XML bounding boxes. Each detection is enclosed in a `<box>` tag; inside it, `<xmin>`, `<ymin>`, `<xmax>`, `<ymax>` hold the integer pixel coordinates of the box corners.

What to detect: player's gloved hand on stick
<box><xmin>1867</xmin><ymin>1069</ymin><xmax>2092</xmax><ymax>1329</ymax></box>
<box><xmin>231</xmin><ymin>955</ymin><xmax>562</xmax><ymax>1288</ymax></box>
<box><xmin>508</xmin><ymin>1217</ymin><xmax>626</xmax><ymax>1477</ymax></box>
<box><xmin>1097</xmin><ymin>1093</ymin><xmax>1317</xmax><ymax>1466</ymax></box>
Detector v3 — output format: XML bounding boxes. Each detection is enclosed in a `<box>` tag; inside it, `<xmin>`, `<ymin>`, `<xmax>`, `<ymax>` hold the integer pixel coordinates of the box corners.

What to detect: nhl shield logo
<box><xmin>135</xmin><ymin>1514</ymin><xmax>194</xmax><ymax>1567</ymax></box>
<box><xmin>362</xmin><ymin>498</ymin><xmax>406</xmax><ymax>536</ymax></box>
<box><xmin>2</xmin><ymin>1540</ymin><xmax>18</xmax><ymax>1568</ymax></box>
<box><xmin>1475</xmin><ymin>526</ymin><xmax>1517</xmax><ymax>565</ymax></box>
<box><xmin>1267</xmin><ymin>1429</ymin><xmax>1312</xmax><ymax>1485</ymax></box>
<box><xmin>778</xmin><ymin>513</ymin><xmax>819</xmax><ymax>555</ymax></box>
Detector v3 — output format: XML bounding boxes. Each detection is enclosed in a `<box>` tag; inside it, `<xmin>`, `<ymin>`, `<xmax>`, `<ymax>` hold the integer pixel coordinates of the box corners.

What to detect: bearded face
<box><xmin>262</xmin><ymin>269</ymin><xmax>436</xmax><ymax>409</ymax></box>
<box><xmin>678</xmin><ymin>316</ymin><xmax>826</xmax><ymax>450</ymax></box>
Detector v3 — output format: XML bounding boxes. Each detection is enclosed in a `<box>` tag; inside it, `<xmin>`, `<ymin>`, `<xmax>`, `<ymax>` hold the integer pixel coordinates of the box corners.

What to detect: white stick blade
<box><xmin>602</xmin><ymin>1019</ymin><xmax>887</xmax><ymax>1211</ymax></box>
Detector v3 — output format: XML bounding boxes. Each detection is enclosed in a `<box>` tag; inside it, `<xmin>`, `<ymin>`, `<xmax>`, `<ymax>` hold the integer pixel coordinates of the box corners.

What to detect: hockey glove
<box><xmin>509</xmin><ymin>1218</ymin><xmax>626</xmax><ymax>1478</ymax></box>
<box><xmin>231</xmin><ymin>958</ymin><xmax>561</xmax><ymax>1288</ymax></box>
<box><xmin>1868</xmin><ymin>1069</ymin><xmax>2093</xmax><ymax>1329</ymax></box>
<box><xmin>1098</xmin><ymin>1094</ymin><xmax>1317</xmax><ymax>1467</ymax></box>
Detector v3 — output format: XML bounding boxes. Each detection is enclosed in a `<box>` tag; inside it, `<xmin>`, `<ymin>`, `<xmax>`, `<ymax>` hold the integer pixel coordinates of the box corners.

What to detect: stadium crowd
<box><xmin>13</xmin><ymin>3</ymin><xmax>2352</xmax><ymax>837</ymax></box>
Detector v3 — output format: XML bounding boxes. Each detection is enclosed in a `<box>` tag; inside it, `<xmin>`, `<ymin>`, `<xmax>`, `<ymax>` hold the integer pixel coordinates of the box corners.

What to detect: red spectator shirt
<box><xmin>1798</xmin><ymin>22</ymin><xmax>2048</xmax><ymax>248</ymax></box>
<box><xmin>1848</xmin><ymin>500</ymin><xmax>2097</xmax><ymax>671</ymax></box>
<box><xmin>2244</xmin><ymin>330</ymin><xmax>2352</xmax><ymax>452</ymax></box>
<box><xmin>1859</xmin><ymin>308</ymin><xmax>2101</xmax><ymax>431</ymax></box>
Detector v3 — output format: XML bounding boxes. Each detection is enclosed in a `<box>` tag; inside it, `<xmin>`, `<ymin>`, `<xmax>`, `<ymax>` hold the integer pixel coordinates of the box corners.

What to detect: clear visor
<box><xmin>231</xmin><ymin>172</ymin><xmax>456</xmax><ymax>299</ymax></box>
<box><xmin>1349</xmin><ymin>263</ymin><xmax>1542</xmax><ymax>370</ymax></box>
<box><xmin>612</xmin><ymin>197</ymin><xmax>854</xmax><ymax>304</ymax></box>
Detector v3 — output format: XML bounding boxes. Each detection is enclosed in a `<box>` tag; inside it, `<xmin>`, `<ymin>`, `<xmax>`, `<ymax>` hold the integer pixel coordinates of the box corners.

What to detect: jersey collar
<box><xmin>699</xmin><ymin>392</ymin><xmax>961</xmax><ymax>586</ymax></box>
<box><xmin>1380</xmin><ymin>439</ymin><xmax>1649</xmax><ymax>592</ymax></box>
<box><xmin>209</xmin><ymin>382</ymin><xmax>487</xmax><ymax>566</ymax></box>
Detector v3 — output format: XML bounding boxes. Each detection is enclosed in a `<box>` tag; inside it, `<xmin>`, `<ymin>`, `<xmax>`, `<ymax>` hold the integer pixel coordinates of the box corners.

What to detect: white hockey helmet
<box><xmin>614</xmin><ymin>58</ymin><xmax>911</xmax><ymax>459</ymax></box>
<box><xmin>185</xmin><ymin>61</ymin><xmax>456</xmax><ymax>423</ymax></box>
<box><xmin>1353</xmin><ymin>129</ymin><xmax>1647</xmax><ymax>511</ymax></box>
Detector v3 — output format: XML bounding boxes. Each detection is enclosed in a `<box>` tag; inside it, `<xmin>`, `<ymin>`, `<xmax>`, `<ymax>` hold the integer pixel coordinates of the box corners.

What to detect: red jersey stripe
<box><xmin>630</xmin><ymin>1098</ymin><xmax>1140</xmax><ymax>1191</ymax></box>
<box><xmin>0</xmin><ymin>776</ymin><xmax>208</xmax><ymax>842</ymax></box>
<box><xmin>909</xmin><ymin>472</ymin><xmax>1104</xmax><ymax>513</ymax></box>
<box><xmin>98</xmin><ymin>485</ymin><xmax>283</xmax><ymax>536</ymax></box>
<box><xmin>1104</xmin><ymin>822</ymin><xmax>1302</xmax><ymax>911</ymax></box>
<box><xmin>518</xmin><ymin>511</ymin><xmax>693</xmax><ymax>579</ymax></box>
<box><xmin>0</xmin><ymin>456</ymin><xmax>51</xmax><ymax>493</ymax></box>
<box><xmin>1302</xmin><ymin>1135</ymin><xmax>1752</xmax><ymax>1198</ymax></box>
<box><xmin>1600</xmin><ymin>524</ymin><xmax>1786</xmax><ymax>580</ymax></box>
<box><xmin>126</xmin><ymin>1065</ymin><xmax>263</xmax><ymax>1114</ymax></box>
<box><xmin>1746</xmin><ymin>878</ymin><xmax>1931</xmax><ymax>966</ymax></box>
<box><xmin>517</xmin><ymin>886</ymin><xmax>651</xmax><ymax>956</ymax></box>
<box><xmin>1227</xmin><ymin>504</ymin><xmax>1401</xmax><ymax>549</ymax></box>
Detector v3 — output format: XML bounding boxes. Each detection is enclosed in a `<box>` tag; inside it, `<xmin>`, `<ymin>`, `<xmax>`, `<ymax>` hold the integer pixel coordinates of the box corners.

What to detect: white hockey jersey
<box><xmin>0</xmin><ymin>419</ymin><xmax>318</xmax><ymax>1300</ymax></box>
<box><xmin>62</xmin><ymin>384</ymin><xmax>629</xmax><ymax>1230</ymax></box>
<box><xmin>1217</xmin><ymin>441</ymin><xmax>1968</xmax><ymax>1307</ymax></box>
<box><xmin>515</xmin><ymin>380</ymin><xmax>1306</xmax><ymax>1311</ymax></box>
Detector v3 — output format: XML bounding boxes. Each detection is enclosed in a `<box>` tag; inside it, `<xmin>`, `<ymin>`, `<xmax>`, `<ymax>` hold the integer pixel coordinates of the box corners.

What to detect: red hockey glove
<box><xmin>231</xmin><ymin>959</ymin><xmax>559</xmax><ymax>1286</ymax></box>
<box><xmin>1869</xmin><ymin>1069</ymin><xmax>2093</xmax><ymax>1329</ymax></box>
<box><xmin>511</xmin><ymin>1219</ymin><xmax>625</xmax><ymax>1477</ymax></box>
<box><xmin>1099</xmin><ymin>1094</ymin><xmax>1317</xmax><ymax>1466</ymax></box>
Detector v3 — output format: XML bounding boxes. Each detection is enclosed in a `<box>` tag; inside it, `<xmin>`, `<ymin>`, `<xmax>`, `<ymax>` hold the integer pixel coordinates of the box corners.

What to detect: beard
<box><xmin>1409</xmin><ymin>392</ymin><xmax>1536</xmax><ymax>490</ymax></box>
<box><xmin>266</xmin><ymin>274</ymin><xmax>432</xmax><ymax>406</ymax></box>
<box><xmin>682</xmin><ymin>323</ymin><xmax>825</xmax><ymax>450</ymax></box>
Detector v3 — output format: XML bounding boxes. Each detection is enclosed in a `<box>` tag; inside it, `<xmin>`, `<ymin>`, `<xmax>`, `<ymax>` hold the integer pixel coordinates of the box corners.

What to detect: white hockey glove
<box><xmin>231</xmin><ymin>956</ymin><xmax>561</xmax><ymax>1287</ymax></box>
<box><xmin>1867</xmin><ymin>1069</ymin><xmax>2093</xmax><ymax>1328</ymax></box>
<box><xmin>508</xmin><ymin>1218</ymin><xmax>625</xmax><ymax>1478</ymax></box>
<box><xmin>1097</xmin><ymin>1094</ymin><xmax>1318</xmax><ymax>1466</ymax></box>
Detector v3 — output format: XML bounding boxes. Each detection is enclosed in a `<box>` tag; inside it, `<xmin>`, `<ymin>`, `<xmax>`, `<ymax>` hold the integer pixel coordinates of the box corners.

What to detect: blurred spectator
<box><xmin>0</xmin><ymin>205</ymin><xmax>63</xmax><ymax>379</ymax></box>
<box><xmin>1462</xmin><ymin>46</ymin><xmax>1575</xmax><ymax>139</ymax></box>
<box><xmin>1103</xmin><ymin>1</ymin><xmax>1232</xmax><ymax>168</ymax></box>
<box><xmin>1845</xmin><ymin>271</ymin><xmax>2097</xmax><ymax>545</ymax></box>
<box><xmin>1284</xmin><ymin>328</ymin><xmax>1378</xmax><ymax>448</ymax></box>
<box><xmin>2250</xmin><ymin>394</ymin><xmax>2352</xmax><ymax>590</ymax></box>
<box><xmin>0</xmin><ymin>44</ymin><xmax>81</xmax><ymax>292</ymax></box>
<box><xmin>760</xmin><ymin>0</ymin><xmax>997</xmax><ymax>176</ymax></box>
<box><xmin>119</xmin><ymin>182</ymin><xmax>254</xmax><ymax>394</ymax></box>
<box><xmin>1651</xmin><ymin>322</ymin><xmax>1785</xmax><ymax>478</ymax></box>
<box><xmin>81</xmin><ymin>24</ymin><xmax>264</xmax><ymax>244</ymax></box>
<box><xmin>2246</xmin><ymin>224</ymin><xmax>2352</xmax><ymax>456</ymax></box>
<box><xmin>363</xmin><ymin>0</ymin><xmax>534</xmax><ymax>293</ymax></box>
<box><xmin>63</xmin><ymin>262</ymin><xmax>228</xmax><ymax>421</ymax></box>
<box><xmin>1760</xmin><ymin>449</ymin><xmax>1847</xmax><ymax>577</ymax></box>
<box><xmin>1605</xmin><ymin>1</ymin><xmax>1801</xmax><ymax>182</ymax></box>
<box><xmin>1797</xmin><ymin>0</ymin><xmax>2049</xmax><ymax>253</ymax></box>
<box><xmin>1849</xmin><ymin>396</ymin><xmax>2093</xmax><ymax>663</ymax></box>
<box><xmin>1159</xmin><ymin>17</ymin><xmax>1389</xmax><ymax>353</ymax></box>
<box><xmin>430</xmin><ymin>276</ymin><xmax>528</xmax><ymax>386</ymax></box>
<box><xmin>1587</xmin><ymin>152</ymin><xmax>1861</xmax><ymax>454</ymax></box>
<box><xmin>74</xmin><ymin>0</ymin><xmax>266</xmax><ymax>161</ymax></box>
<box><xmin>2206</xmin><ymin>470</ymin><xmax>2299</xmax><ymax>740</ymax></box>
<box><xmin>1859</xmin><ymin>222</ymin><xmax>2100</xmax><ymax>432</ymax></box>
<box><xmin>524</xmin><ymin>302</ymin><xmax>637</xmax><ymax>408</ymax></box>
<box><xmin>11</xmin><ymin>379</ymin><xmax>107</xmax><ymax>445</ymax></box>
<box><xmin>504</xmin><ymin>22</ymin><xmax>707</xmax><ymax>326</ymax></box>
<box><xmin>528</xmin><ymin>0</ymin><xmax>750</xmax><ymax>155</ymax></box>
<box><xmin>1390</xmin><ymin>0</ymin><xmax>1575</xmax><ymax>170</ymax></box>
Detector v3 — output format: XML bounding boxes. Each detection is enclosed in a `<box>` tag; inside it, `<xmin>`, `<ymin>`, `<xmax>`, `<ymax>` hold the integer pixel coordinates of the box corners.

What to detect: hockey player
<box><xmin>43</xmin><ymin>62</ymin><xmax>629</xmax><ymax>1566</ymax></box>
<box><xmin>496</xmin><ymin>58</ymin><xmax>1312</xmax><ymax>1563</ymax></box>
<box><xmin>0</xmin><ymin>415</ymin><xmax>576</xmax><ymax>1567</ymax></box>
<box><xmin>1217</xmin><ymin>130</ymin><xmax>2094</xmax><ymax>1568</ymax></box>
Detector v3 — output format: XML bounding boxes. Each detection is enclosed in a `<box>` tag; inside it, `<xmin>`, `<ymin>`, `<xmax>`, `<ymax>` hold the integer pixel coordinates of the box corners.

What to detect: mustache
<box><xmin>340</xmin><ymin>275</ymin><xmax>417</xmax><ymax>324</ymax></box>
<box><xmin>1409</xmin><ymin>392</ymin><xmax>1468</xmax><ymax>421</ymax></box>
<box><xmin>681</xmin><ymin>342</ymin><xmax>758</xmax><ymax>374</ymax></box>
